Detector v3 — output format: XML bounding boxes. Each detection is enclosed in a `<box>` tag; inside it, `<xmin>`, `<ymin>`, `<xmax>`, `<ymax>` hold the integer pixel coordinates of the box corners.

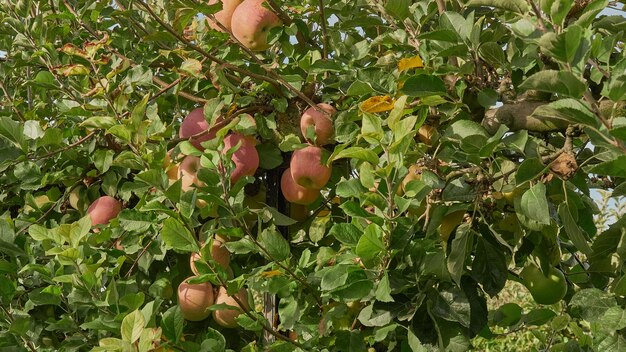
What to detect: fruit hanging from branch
<box><xmin>300</xmin><ymin>103</ymin><xmax>336</xmax><ymax>146</ymax></box>
<box><xmin>281</xmin><ymin>167</ymin><xmax>320</xmax><ymax>205</ymax></box>
<box><xmin>290</xmin><ymin>146</ymin><xmax>332</xmax><ymax>189</ymax></box>
<box><xmin>87</xmin><ymin>196</ymin><xmax>122</xmax><ymax>227</ymax></box>
<box><xmin>207</xmin><ymin>0</ymin><xmax>244</xmax><ymax>32</ymax></box>
<box><xmin>222</xmin><ymin>133</ymin><xmax>259</xmax><ymax>183</ymax></box>
<box><xmin>230</xmin><ymin>0</ymin><xmax>282</xmax><ymax>51</ymax></box>
<box><xmin>177</xmin><ymin>277</ymin><xmax>215</xmax><ymax>321</ymax></box>
<box><xmin>212</xmin><ymin>287</ymin><xmax>250</xmax><ymax>328</ymax></box>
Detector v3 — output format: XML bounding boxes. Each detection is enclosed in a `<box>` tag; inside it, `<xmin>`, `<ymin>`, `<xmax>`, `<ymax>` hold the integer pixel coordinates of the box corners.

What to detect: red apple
<box><xmin>300</xmin><ymin>103</ymin><xmax>336</xmax><ymax>146</ymax></box>
<box><xmin>190</xmin><ymin>237</ymin><xmax>231</xmax><ymax>275</ymax></box>
<box><xmin>87</xmin><ymin>196</ymin><xmax>122</xmax><ymax>226</ymax></box>
<box><xmin>290</xmin><ymin>146</ymin><xmax>331</xmax><ymax>189</ymax></box>
<box><xmin>177</xmin><ymin>277</ymin><xmax>214</xmax><ymax>321</ymax></box>
<box><xmin>207</xmin><ymin>0</ymin><xmax>244</xmax><ymax>32</ymax></box>
<box><xmin>281</xmin><ymin>168</ymin><xmax>320</xmax><ymax>205</ymax></box>
<box><xmin>222</xmin><ymin>133</ymin><xmax>259</xmax><ymax>183</ymax></box>
<box><xmin>231</xmin><ymin>0</ymin><xmax>282</xmax><ymax>51</ymax></box>
<box><xmin>212</xmin><ymin>286</ymin><xmax>250</xmax><ymax>328</ymax></box>
<box><xmin>179</xmin><ymin>108</ymin><xmax>222</xmax><ymax>150</ymax></box>
<box><xmin>179</xmin><ymin>155</ymin><xmax>205</xmax><ymax>192</ymax></box>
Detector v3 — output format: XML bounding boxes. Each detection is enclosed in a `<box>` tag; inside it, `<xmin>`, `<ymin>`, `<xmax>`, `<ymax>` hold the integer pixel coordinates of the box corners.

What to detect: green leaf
<box><xmin>466</xmin><ymin>0</ymin><xmax>529</xmax><ymax>14</ymax></box>
<box><xmin>329</xmin><ymin>223</ymin><xmax>361</xmax><ymax>245</ymax></box>
<box><xmin>519</xmin><ymin>70</ymin><xmax>586</xmax><ymax>98</ymax></box>
<box><xmin>532</xmin><ymin>99</ymin><xmax>599</xmax><ymax>128</ymax></box>
<box><xmin>520</xmin><ymin>183</ymin><xmax>550</xmax><ymax>225</ymax></box>
<box><xmin>590</xmin><ymin>156</ymin><xmax>626</xmax><ymax>177</ymax></box>
<box><xmin>447</xmin><ymin>224</ymin><xmax>474</xmax><ymax>284</ymax></box>
<box><xmin>161</xmin><ymin>217</ymin><xmax>198</xmax><ymax>253</ymax></box>
<box><xmin>331</xmin><ymin>146</ymin><xmax>379</xmax><ymax>165</ymax></box>
<box><xmin>81</xmin><ymin>116</ymin><xmax>117</xmax><ymax>129</ymax></box>
<box><xmin>523</xmin><ymin>308</ymin><xmax>556</xmax><ymax>326</ymax></box>
<box><xmin>121</xmin><ymin>310</ymin><xmax>145</xmax><ymax>344</ymax></box>
<box><xmin>385</xmin><ymin>0</ymin><xmax>410</xmax><ymax>19</ymax></box>
<box><xmin>161</xmin><ymin>306</ymin><xmax>183</xmax><ymax>342</ymax></box>
<box><xmin>558</xmin><ymin>203</ymin><xmax>592</xmax><ymax>255</ymax></box>
<box><xmin>570</xmin><ymin>288</ymin><xmax>616</xmax><ymax>322</ymax></box>
<box><xmin>256</xmin><ymin>143</ymin><xmax>283</xmax><ymax>169</ymax></box>
<box><xmin>259</xmin><ymin>226</ymin><xmax>290</xmax><ymax>261</ymax></box>
<box><xmin>515</xmin><ymin>158</ymin><xmax>546</xmax><ymax>184</ymax></box>
<box><xmin>478</xmin><ymin>42</ymin><xmax>505</xmax><ymax>66</ymax></box>
<box><xmin>263</xmin><ymin>206</ymin><xmax>297</xmax><ymax>226</ymax></box>
<box><xmin>407</xmin><ymin>328</ymin><xmax>428</xmax><ymax>352</ymax></box>
<box><xmin>401</xmin><ymin>75</ymin><xmax>447</xmax><ymax>97</ymax></box>
<box><xmin>356</xmin><ymin>224</ymin><xmax>385</xmax><ymax>260</ymax></box>
<box><xmin>0</xmin><ymin>116</ymin><xmax>25</xmax><ymax>148</ymax></box>
<box><xmin>375</xmin><ymin>273</ymin><xmax>394</xmax><ymax>302</ymax></box>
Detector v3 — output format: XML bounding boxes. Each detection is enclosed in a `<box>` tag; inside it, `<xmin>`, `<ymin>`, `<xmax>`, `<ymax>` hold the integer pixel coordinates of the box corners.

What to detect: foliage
<box><xmin>1</xmin><ymin>0</ymin><xmax>626</xmax><ymax>351</ymax></box>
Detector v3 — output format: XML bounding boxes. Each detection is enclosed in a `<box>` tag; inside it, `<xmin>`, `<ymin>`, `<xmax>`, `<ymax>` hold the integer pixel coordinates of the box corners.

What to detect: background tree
<box><xmin>1</xmin><ymin>0</ymin><xmax>626</xmax><ymax>351</ymax></box>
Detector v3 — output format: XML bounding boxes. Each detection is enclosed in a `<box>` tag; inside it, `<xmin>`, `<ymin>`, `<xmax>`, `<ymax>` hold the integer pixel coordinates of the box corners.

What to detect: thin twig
<box><xmin>0</xmin><ymin>81</ymin><xmax>26</xmax><ymax>122</ymax></box>
<box><xmin>28</xmin><ymin>131</ymin><xmax>97</xmax><ymax>161</ymax></box>
<box><xmin>528</xmin><ymin>0</ymin><xmax>546</xmax><ymax>31</ymax></box>
<box><xmin>318</xmin><ymin>0</ymin><xmax>329</xmax><ymax>59</ymax></box>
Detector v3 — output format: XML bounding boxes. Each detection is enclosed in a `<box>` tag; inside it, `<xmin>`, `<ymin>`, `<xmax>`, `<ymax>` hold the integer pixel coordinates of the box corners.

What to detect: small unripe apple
<box><xmin>212</xmin><ymin>286</ymin><xmax>250</xmax><ymax>328</ymax></box>
<box><xmin>231</xmin><ymin>0</ymin><xmax>282</xmax><ymax>51</ymax></box>
<box><xmin>179</xmin><ymin>108</ymin><xmax>221</xmax><ymax>150</ymax></box>
<box><xmin>399</xmin><ymin>164</ymin><xmax>423</xmax><ymax>196</ymax></box>
<box><xmin>177</xmin><ymin>277</ymin><xmax>214</xmax><ymax>321</ymax></box>
<box><xmin>520</xmin><ymin>264</ymin><xmax>567</xmax><ymax>305</ymax></box>
<box><xmin>439</xmin><ymin>210</ymin><xmax>466</xmax><ymax>243</ymax></box>
<box><xmin>290</xmin><ymin>146</ymin><xmax>332</xmax><ymax>189</ymax></box>
<box><xmin>87</xmin><ymin>196</ymin><xmax>122</xmax><ymax>226</ymax></box>
<box><xmin>222</xmin><ymin>133</ymin><xmax>259</xmax><ymax>183</ymax></box>
<box><xmin>207</xmin><ymin>0</ymin><xmax>243</xmax><ymax>32</ymax></box>
<box><xmin>190</xmin><ymin>237</ymin><xmax>231</xmax><ymax>275</ymax></box>
<box><xmin>281</xmin><ymin>168</ymin><xmax>320</xmax><ymax>205</ymax></box>
<box><xmin>300</xmin><ymin>103</ymin><xmax>336</xmax><ymax>146</ymax></box>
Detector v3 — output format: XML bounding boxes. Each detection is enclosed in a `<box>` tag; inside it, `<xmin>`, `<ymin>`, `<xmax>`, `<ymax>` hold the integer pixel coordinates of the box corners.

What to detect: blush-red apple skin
<box><xmin>290</xmin><ymin>146</ymin><xmax>332</xmax><ymax>189</ymax></box>
<box><xmin>300</xmin><ymin>103</ymin><xmax>336</xmax><ymax>146</ymax></box>
<box><xmin>207</xmin><ymin>0</ymin><xmax>243</xmax><ymax>32</ymax></box>
<box><xmin>281</xmin><ymin>168</ymin><xmax>320</xmax><ymax>205</ymax></box>
<box><xmin>179</xmin><ymin>108</ymin><xmax>222</xmax><ymax>150</ymax></box>
<box><xmin>223</xmin><ymin>133</ymin><xmax>259</xmax><ymax>183</ymax></box>
<box><xmin>87</xmin><ymin>196</ymin><xmax>122</xmax><ymax>226</ymax></box>
<box><xmin>231</xmin><ymin>0</ymin><xmax>282</xmax><ymax>51</ymax></box>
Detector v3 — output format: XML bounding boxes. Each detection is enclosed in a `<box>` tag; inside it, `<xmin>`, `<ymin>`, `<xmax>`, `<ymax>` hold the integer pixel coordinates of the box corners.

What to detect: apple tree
<box><xmin>1</xmin><ymin>0</ymin><xmax>626</xmax><ymax>351</ymax></box>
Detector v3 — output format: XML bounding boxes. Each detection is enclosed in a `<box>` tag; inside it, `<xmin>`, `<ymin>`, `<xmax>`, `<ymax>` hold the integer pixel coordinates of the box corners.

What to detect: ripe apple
<box><xmin>290</xmin><ymin>146</ymin><xmax>332</xmax><ymax>189</ymax></box>
<box><xmin>231</xmin><ymin>0</ymin><xmax>282</xmax><ymax>51</ymax></box>
<box><xmin>520</xmin><ymin>264</ymin><xmax>567</xmax><ymax>305</ymax></box>
<box><xmin>207</xmin><ymin>0</ymin><xmax>243</xmax><ymax>32</ymax></box>
<box><xmin>87</xmin><ymin>196</ymin><xmax>122</xmax><ymax>226</ymax></box>
<box><xmin>300</xmin><ymin>103</ymin><xmax>336</xmax><ymax>146</ymax></box>
<box><xmin>179</xmin><ymin>108</ymin><xmax>221</xmax><ymax>150</ymax></box>
<box><xmin>179</xmin><ymin>155</ymin><xmax>205</xmax><ymax>192</ymax></box>
<box><xmin>222</xmin><ymin>133</ymin><xmax>259</xmax><ymax>183</ymax></box>
<box><xmin>190</xmin><ymin>237</ymin><xmax>231</xmax><ymax>275</ymax></box>
<box><xmin>212</xmin><ymin>286</ymin><xmax>250</xmax><ymax>328</ymax></box>
<box><xmin>177</xmin><ymin>277</ymin><xmax>215</xmax><ymax>321</ymax></box>
<box><xmin>281</xmin><ymin>168</ymin><xmax>320</xmax><ymax>205</ymax></box>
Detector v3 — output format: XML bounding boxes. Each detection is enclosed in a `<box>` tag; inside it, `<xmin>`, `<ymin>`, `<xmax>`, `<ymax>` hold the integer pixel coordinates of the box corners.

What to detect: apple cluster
<box><xmin>281</xmin><ymin>104</ymin><xmax>337</xmax><ymax>205</ymax></box>
<box><xmin>208</xmin><ymin>0</ymin><xmax>282</xmax><ymax>51</ymax></box>
<box><xmin>179</xmin><ymin>236</ymin><xmax>250</xmax><ymax>327</ymax></box>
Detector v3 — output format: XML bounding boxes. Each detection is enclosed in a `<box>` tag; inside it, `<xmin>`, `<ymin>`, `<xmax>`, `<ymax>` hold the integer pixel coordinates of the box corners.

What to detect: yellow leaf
<box><xmin>360</xmin><ymin>96</ymin><xmax>396</xmax><ymax>113</ymax></box>
<box><xmin>398</xmin><ymin>56</ymin><xmax>424</xmax><ymax>72</ymax></box>
<box><xmin>260</xmin><ymin>270</ymin><xmax>283</xmax><ymax>278</ymax></box>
